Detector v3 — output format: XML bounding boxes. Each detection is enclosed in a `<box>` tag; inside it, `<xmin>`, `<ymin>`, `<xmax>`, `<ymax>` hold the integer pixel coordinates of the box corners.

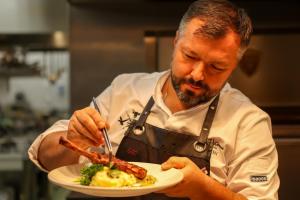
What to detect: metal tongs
<box><xmin>92</xmin><ymin>97</ymin><xmax>113</xmax><ymax>163</ymax></box>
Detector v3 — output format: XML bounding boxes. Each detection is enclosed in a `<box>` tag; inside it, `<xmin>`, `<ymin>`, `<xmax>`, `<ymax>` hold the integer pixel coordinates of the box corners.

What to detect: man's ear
<box><xmin>174</xmin><ymin>31</ymin><xmax>179</xmax><ymax>46</ymax></box>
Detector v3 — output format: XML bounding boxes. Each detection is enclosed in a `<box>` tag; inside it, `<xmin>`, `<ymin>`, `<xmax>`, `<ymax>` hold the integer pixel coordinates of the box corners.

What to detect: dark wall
<box><xmin>68</xmin><ymin>0</ymin><xmax>300</xmax><ymax>110</ymax></box>
<box><xmin>69</xmin><ymin>1</ymin><xmax>191</xmax><ymax>110</ymax></box>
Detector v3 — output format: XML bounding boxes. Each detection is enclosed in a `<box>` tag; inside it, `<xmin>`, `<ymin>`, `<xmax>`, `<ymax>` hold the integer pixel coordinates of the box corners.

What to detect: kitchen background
<box><xmin>0</xmin><ymin>0</ymin><xmax>69</xmax><ymax>199</ymax></box>
<box><xmin>0</xmin><ymin>0</ymin><xmax>299</xmax><ymax>200</ymax></box>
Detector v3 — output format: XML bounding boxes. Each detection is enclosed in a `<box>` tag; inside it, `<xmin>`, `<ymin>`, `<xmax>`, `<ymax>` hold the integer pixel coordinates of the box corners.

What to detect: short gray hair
<box><xmin>178</xmin><ymin>0</ymin><xmax>253</xmax><ymax>52</ymax></box>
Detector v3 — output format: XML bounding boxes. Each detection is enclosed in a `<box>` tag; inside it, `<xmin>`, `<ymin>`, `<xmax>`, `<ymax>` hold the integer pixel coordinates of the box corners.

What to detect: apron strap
<box><xmin>133</xmin><ymin>94</ymin><xmax>220</xmax><ymax>145</ymax></box>
<box><xmin>198</xmin><ymin>95</ymin><xmax>220</xmax><ymax>144</ymax></box>
<box><xmin>133</xmin><ymin>97</ymin><xmax>155</xmax><ymax>133</ymax></box>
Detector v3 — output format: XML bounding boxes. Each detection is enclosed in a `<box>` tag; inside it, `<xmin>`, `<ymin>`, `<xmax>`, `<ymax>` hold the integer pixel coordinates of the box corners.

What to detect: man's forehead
<box><xmin>186</xmin><ymin>18</ymin><xmax>206</xmax><ymax>33</ymax></box>
<box><xmin>181</xmin><ymin>44</ymin><xmax>231</xmax><ymax>65</ymax></box>
<box><xmin>185</xmin><ymin>18</ymin><xmax>239</xmax><ymax>43</ymax></box>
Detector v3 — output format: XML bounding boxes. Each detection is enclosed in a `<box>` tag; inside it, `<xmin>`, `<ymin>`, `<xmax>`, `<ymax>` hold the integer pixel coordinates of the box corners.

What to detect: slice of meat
<box><xmin>59</xmin><ymin>136</ymin><xmax>147</xmax><ymax>179</ymax></box>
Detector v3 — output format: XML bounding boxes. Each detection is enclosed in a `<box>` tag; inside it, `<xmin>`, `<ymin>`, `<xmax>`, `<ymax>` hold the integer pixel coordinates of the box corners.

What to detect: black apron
<box><xmin>113</xmin><ymin>95</ymin><xmax>220</xmax><ymax>200</ymax></box>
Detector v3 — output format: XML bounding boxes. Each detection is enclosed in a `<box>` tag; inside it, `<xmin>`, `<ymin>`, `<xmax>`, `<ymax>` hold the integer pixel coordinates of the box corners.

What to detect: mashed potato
<box><xmin>79</xmin><ymin>164</ymin><xmax>156</xmax><ymax>187</ymax></box>
<box><xmin>90</xmin><ymin>167</ymin><xmax>137</xmax><ymax>187</ymax></box>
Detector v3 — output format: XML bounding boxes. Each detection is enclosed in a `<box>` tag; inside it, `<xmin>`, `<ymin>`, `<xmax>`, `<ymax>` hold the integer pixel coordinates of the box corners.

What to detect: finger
<box><xmin>161</xmin><ymin>156</ymin><xmax>188</xmax><ymax>170</ymax></box>
<box><xmin>68</xmin><ymin>120</ymin><xmax>98</xmax><ymax>149</ymax></box>
<box><xmin>87</xmin><ymin>107</ymin><xmax>110</xmax><ymax>130</ymax></box>
<box><xmin>86</xmin><ymin>108</ymin><xmax>108</xmax><ymax>144</ymax></box>
<box><xmin>75</xmin><ymin>109</ymin><xmax>102</xmax><ymax>142</ymax></box>
<box><xmin>70</xmin><ymin>116</ymin><xmax>100</xmax><ymax>146</ymax></box>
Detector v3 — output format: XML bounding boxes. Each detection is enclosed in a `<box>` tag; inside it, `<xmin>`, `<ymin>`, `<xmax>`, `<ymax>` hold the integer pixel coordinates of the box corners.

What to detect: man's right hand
<box><xmin>67</xmin><ymin>107</ymin><xmax>109</xmax><ymax>149</ymax></box>
<box><xmin>38</xmin><ymin>106</ymin><xmax>109</xmax><ymax>171</ymax></box>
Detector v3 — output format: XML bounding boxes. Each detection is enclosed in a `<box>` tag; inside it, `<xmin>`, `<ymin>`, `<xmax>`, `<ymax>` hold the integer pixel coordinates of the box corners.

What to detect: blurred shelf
<box><xmin>0</xmin><ymin>67</ymin><xmax>41</xmax><ymax>78</ymax></box>
<box><xmin>0</xmin><ymin>153</ymin><xmax>23</xmax><ymax>171</ymax></box>
<box><xmin>0</xmin><ymin>33</ymin><xmax>68</xmax><ymax>50</ymax></box>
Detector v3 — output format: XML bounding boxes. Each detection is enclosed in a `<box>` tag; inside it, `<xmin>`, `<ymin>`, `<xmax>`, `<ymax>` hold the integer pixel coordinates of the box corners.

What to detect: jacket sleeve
<box><xmin>27</xmin><ymin>120</ymin><xmax>69</xmax><ymax>172</ymax></box>
<box><xmin>226</xmin><ymin>109</ymin><xmax>279</xmax><ymax>200</ymax></box>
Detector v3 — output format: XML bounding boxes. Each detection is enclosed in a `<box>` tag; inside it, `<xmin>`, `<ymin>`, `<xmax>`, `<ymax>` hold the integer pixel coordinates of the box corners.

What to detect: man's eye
<box><xmin>185</xmin><ymin>54</ymin><xmax>196</xmax><ymax>60</ymax></box>
<box><xmin>210</xmin><ymin>64</ymin><xmax>224</xmax><ymax>72</ymax></box>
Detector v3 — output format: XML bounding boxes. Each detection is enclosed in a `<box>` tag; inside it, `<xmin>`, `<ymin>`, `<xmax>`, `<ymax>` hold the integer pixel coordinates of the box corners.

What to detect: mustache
<box><xmin>185</xmin><ymin>78</ymin><xmax>209</xmax><ymax>90</ymax></box>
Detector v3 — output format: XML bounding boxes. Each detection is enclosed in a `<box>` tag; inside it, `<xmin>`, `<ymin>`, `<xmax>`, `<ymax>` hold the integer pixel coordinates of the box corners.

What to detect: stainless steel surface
<box><xmin>92</xmin><ymin>97</ymin><xmax>112</xmax><ymax>162</ymax></box>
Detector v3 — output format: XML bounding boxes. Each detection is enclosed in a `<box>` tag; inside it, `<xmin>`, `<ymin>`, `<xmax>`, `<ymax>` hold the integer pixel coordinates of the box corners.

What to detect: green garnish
<box><xmin>107</xmin><ymin>169</ymin><xmax>121</xmax><ymax>178</ymax></box>
<box><xmin>79</xmin><ymin>164</ymin><xmax>104</xmax><ymax>185</ymax></box>
<box><xmin>109</xmin><ymin>162</ymin><xmax>117</xmax><ymax>169</ymax></box>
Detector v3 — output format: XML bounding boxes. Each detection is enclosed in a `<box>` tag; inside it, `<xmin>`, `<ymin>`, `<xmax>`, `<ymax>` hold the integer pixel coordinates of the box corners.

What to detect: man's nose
<box><xmin>190</xmin><ymin>62</ymin><xmax>205</xmax><ymax>81</ymax></box>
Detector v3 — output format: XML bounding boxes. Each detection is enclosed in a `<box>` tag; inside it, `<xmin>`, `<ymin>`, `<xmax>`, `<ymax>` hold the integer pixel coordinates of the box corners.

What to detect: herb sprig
<box><xmin>79</xmin><ymin>164</ymin><xmax>104</xmax><ymax>185</ymax></box>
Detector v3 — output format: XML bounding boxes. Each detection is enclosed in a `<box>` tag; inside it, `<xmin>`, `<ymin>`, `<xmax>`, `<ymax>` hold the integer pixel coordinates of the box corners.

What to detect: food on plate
<box><xmin>78</xmin><ymin>164</ymin><xmax>156</xmax><ymax>187</ymax></box>
<box><xmin>59</xmin><ymin>137</ymin><xmax>148</xmax><ymax>180</ymax></box>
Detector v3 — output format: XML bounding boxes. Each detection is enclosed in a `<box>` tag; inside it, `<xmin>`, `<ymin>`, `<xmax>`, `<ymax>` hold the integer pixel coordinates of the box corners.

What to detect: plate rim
<box><xmin>48</xmin><ymin>162</ymin><xmax>183</xmax><ymax>197</ymax></box>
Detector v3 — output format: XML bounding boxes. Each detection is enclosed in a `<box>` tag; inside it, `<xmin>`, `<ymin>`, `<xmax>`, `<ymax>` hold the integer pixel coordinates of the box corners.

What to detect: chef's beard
<box><xmin>171</xmin><ymin>72</ymin><xmax>216</xmax><ymax>107</ymax></box>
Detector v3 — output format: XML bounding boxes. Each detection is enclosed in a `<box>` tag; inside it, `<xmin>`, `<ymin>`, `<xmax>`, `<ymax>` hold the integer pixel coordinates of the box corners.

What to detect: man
<box><xmin>28</xmin><ymin>0</ymin><xmax>279</xmax><ymax>199</ymax></box>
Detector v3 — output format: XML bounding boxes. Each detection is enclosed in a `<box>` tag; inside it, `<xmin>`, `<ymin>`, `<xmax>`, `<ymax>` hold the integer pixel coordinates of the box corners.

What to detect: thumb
<box><xmin>161</xmin><ymin>156</ymin><xmax>188</xmax><ymax>170</ymax></box>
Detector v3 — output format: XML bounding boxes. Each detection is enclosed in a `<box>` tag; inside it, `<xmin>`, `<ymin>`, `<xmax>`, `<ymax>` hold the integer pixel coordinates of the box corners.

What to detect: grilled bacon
<box><xmin>59</xmin><ymin>136</ymin><xmax>147</xmax><ymax>179</ymax></box>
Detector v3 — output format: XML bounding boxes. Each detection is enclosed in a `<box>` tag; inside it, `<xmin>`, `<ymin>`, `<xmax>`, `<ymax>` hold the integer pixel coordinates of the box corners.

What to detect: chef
<box><xmin>28</xmin><ymin>0</ymin><xmax>279</xmax><ymax>199</ymax></box>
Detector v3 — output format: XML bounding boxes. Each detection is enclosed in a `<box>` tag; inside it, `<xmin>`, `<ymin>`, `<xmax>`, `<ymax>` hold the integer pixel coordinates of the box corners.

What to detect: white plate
<box><xmin>48</xmin><ymin>162</ymin><xmax>183</xmax><ymax>197</ymax></box>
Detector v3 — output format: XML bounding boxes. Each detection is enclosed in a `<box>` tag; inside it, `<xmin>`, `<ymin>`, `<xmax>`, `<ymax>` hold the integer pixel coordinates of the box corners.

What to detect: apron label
<box><xmin>126</xmin><ymin>147</ymin><xmax>138</xmax><ymax>156</ymax></box>
<box><xmin>250</xmin><ymin>175</ymin><xmax>268</xmax><ymax>182</ymax></box>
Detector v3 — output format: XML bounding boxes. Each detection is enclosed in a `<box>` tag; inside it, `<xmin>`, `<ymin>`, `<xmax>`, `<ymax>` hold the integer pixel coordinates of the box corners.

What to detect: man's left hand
<box><xmin>156</xmin><ymin>156</ymin><xmax>209</xmax><ymax>199</ymax></box>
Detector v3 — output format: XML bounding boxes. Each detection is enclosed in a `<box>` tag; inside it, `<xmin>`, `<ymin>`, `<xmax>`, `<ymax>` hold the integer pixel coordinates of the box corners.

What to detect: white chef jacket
<box><xmin>28</xmin><ymin>70</ymin><xmax>279</xmax><ymax>200</ymax></box>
